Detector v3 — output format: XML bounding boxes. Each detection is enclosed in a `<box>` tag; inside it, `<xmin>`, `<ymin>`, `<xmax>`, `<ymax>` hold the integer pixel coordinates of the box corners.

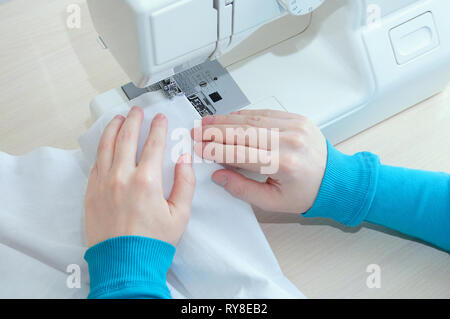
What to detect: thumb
<box><xmin>168</xmin><ymin>154</ymin><xmax>196</xmax><ymax>220</ymax></box>
<box><xmin>212</xmin><ymin>169</ymin><xmax>281</xmax><ymax>211</ymax></box>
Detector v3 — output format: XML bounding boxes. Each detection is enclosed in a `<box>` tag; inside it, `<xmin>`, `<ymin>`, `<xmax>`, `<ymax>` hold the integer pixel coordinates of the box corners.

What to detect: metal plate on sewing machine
<box><xmin>173</xmin><ymin>60</ymin><xmax>250</xmax><ymax>116</ymax></box>
<box><xmin>121</xmin><ymin>60</ymin><xmax>250</xmax><ymax>117</ymax></box>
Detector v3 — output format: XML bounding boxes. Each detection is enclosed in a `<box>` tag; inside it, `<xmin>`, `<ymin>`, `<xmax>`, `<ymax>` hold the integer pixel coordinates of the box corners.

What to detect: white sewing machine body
<box><xmin>87</xmin><ymin>0</ymin><xmax>450</xmax><ymax>144</ymax></box>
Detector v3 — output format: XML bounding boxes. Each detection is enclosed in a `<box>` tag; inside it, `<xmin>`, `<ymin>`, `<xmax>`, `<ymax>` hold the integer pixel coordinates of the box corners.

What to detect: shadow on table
<box><xmin>253</xmin><ymin>205</ymin><xmax>445</xmax><ymax>252</ymax></box>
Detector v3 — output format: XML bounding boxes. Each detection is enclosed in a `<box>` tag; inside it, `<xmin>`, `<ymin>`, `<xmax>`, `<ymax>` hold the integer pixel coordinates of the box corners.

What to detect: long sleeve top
<box><xmin>84</xmin><ymin>140</ymin><xmax>450</xmax><ymax>299</ymax></box>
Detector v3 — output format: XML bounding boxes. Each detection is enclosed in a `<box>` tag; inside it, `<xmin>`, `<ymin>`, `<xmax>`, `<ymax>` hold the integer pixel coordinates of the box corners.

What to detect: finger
<box><xmin>232</xmin><ymin>109</ymin><xmax>305</xmax><ymax>120</ymax></box>
<box><xmin>191</xmin><ymin>125</ymin><xmax>273</xmax><ymax>150</ymax></box>
<box><xmin>212</xmin><ymin>169</ymin><xmax>282</xmax><ymax>211</ymax></box>
<box><xmin>96</xmin><ymin>115</ymin><xmax>125</xmax><ymax>175</ymax></box>
<box><xmin>113</xmin><ymin>106</ymin><xmax>144</xmax><ymax>169</ymax></box>
<box><xmin>168</xmin><ymin>154</ymin><xmax>196</xmax><ymax>221</ymax></box>
<box><xmin>139</xmin><ymin>113</ymin><xmax>168</xmax><ymax>173</ymax></box>
<box><xmin>202</xmin><ymin>114</ymin><xmax>299</xmax><ymax>131</ymax></box>
<box><xmin>194</xmin><ymin>142</ymin><xmax>275</xmax><ymax>174</ymax></box>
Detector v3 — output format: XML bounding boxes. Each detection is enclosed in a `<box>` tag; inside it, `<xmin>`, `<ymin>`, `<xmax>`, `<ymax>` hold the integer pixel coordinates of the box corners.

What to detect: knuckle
<box><xmin>134</xmin><ymin>173</ymin><xmax>157</xmax><ymax>189</ymax></box>
<box><xmin>203</xmin><ymin>127</ymin><xmax>219</xmax><ymax>142</ymax></box>
<box><xmin>292</xmin><ymin>117</ymin><xmax>308</xmax><ymax>131</ymax></box>
<box><xmin>279</xmin><ymin>154</ymin><xmax>301</xmax><ymax>172</ymax></box>
<box><xmin>118</xmin><ymin>128</ymin><xmax>133</xmax><ymax>143</ymax></box>
<box><xmin>229</xmin><ymin>183</ymin><xmax>247</xmax><ymax>199</ymax></box>
<box><xmin>145</xmin><ymin>136</ymin><xmax>160</xmax><ymax>149</ymax></box>
<box><xmin>180</xmin><ymin>171</ymin><xmax>196</xmax><ymax>188</ymax></box>
<box><xmin>109</xmin><ymin>172</ymin><xmax>127</xmax><ymax>192</ymax></box>
<box><xmin>247</xmin><ymin>116</ymin><xmax>264</xmax><ymax>126</ymax></box>
<box><xmin>97</xmin><ymin>141</ymin><xmax>112</xmax><ymax>153</ymax></box>
<box><xmin>295</xmin><ymin>114</ymin><xmax>308</xmax><ymax>123</ymax></box>
<box><xmin>282</xmin><ymin>133</ymin><xmax>304</xmax><ymax>149</ymax></box>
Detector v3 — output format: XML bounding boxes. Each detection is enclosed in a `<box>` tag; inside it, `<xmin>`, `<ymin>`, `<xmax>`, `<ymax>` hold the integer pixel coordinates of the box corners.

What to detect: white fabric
<box><xmin>0</xmin><ymin>92</ymin><xmax>303</xmax><ymax>298</ymax></box>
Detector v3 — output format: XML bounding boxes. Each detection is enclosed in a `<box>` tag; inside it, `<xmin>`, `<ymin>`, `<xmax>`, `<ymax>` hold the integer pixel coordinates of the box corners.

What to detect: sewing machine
<box><xmin>87</xmin><ymin>0</ymin><xmax>450</xmax><ymax>144</ymax></box>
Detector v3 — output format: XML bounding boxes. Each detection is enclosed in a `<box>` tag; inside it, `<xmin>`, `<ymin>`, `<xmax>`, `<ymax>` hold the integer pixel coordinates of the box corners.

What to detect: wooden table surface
<box><xmin>0</xmin><ymin>0</ymin><xmax>448</xmax><ymax>298</ymax></box>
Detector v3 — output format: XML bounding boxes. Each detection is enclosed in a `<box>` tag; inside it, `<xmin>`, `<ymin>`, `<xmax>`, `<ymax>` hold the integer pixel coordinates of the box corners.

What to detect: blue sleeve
<box><xmin>304</xmin><ymin>140</ymin><xmax>450</xmax><ymax>251</ymax></box>
<box><xmin>84</xmin><ymin>236</ymin><xmax>176</xmax><ymax>299</ymax></box>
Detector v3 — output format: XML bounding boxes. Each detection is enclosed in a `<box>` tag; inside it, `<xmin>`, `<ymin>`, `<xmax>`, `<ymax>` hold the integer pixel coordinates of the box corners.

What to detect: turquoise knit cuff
<box><xmin>84</xmin><ymin>236</ymin><xmax>176</xmax><ymax>299</ymax></box>
<box><xmin>303</xmin><ymin>140</ymin><xmax>380</xmax><ymax>226</ymax></box>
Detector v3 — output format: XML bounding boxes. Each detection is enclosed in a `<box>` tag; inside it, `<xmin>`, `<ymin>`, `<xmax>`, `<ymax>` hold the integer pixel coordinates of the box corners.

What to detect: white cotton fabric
<box><xmin>0</xmin><ymin>92</ymin><xmax>304</xmax><ymax>299</ymax></box>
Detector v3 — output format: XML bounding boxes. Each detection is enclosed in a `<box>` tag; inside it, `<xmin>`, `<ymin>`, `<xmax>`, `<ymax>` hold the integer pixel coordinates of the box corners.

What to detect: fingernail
<box><xmin>212</xmin><ymin>174</ymin><xmax>227</xmax><ymax>187</ymax></box>
<box><xmin>202</xmin><ymin>115</ymin><xmax>214</xmax><ymax>125</ymax></box>
<box><xmin>129</xmin><ymin>106</ymin><xmax>142</xmax><ymax>116</ymax></box>
<box><xmin>114</xmin><ymin>115</ymin><xmax>125</xmax><ymax>121</ymax></box>
<box><xmin>179</xmin><ymin>153</ymin><xmax>192</xmax><ymax>165</ymax></box>
<box><xmin>155</xmin><ymin>113</ymin><xmax>166</xmax><ymax>121</ymax></box>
